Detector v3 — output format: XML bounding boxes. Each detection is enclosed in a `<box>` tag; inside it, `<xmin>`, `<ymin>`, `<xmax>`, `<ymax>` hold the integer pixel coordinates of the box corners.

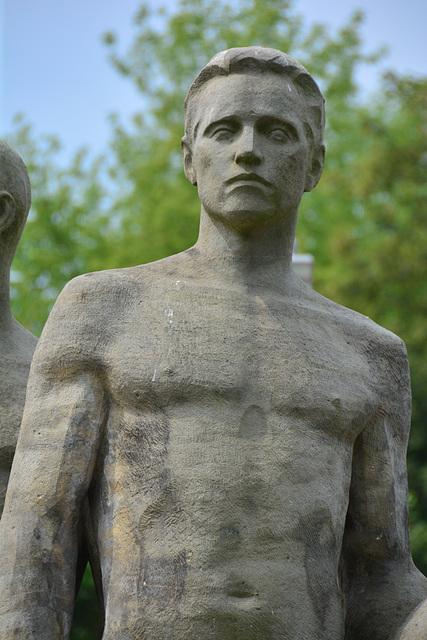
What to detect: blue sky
<box><xmin>0</xmin><ymin>0</ymin><xmax>425</xmax><ymax>163</ymax></box>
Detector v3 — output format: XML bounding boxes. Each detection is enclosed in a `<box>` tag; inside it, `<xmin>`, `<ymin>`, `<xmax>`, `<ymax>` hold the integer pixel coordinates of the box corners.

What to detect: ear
<box><xmin>0</xmin><ymin>191</ymin><xmax>16</xmax><ymax>235</ymax></box>
<box><xmin>304</xmin><ymin>144</ymin><xmax>325</xmax><ymax>193</ymax></box>
<box><xmin>181</xmin><ymin>137</ymin><xmax>197</xmax><ymax>186</ymax></box>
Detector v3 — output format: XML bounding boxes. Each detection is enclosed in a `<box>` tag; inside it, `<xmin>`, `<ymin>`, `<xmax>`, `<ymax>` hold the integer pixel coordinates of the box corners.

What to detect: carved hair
<box><xmin>183</xmin><ymin>46</ymin><xmax>325</xmax><ymax>150</ymax></box>
<box><xmin>0</xmin><ymin>139</ymin><xmax>31</xmax><ymax>255</ymax></box>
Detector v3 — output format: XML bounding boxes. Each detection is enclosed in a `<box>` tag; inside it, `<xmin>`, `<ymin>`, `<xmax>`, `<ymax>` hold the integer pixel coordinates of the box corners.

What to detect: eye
<box><xmin>265</xmin><ymin>127</ymin><xmax>291</xmax><ymax>142</ymax></box>
<box><xmin>204</xmin><ymin>119</ymin><xmax>239</xmax><ymax>141</ymax></box>
<box><xmin>210</xmin><ymin>126</ymin><xmax>237</xmax><ymax>141</ymax></box>
<box><xmin>258</xmin><ymin>119</ymin><xmax>298</xmax><ymax>143</ymax></box>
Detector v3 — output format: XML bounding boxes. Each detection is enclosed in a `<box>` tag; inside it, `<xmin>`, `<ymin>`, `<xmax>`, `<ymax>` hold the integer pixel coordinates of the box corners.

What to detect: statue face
<box><xmin>186</xmin><ymin>72</ymin><xmax>320</xmax><ymax>231</ymax></box>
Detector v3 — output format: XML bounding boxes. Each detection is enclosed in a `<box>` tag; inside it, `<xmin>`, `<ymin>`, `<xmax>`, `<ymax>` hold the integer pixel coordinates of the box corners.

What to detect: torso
<box><xmin>78</xmin><ymin>257</ymin><xmax>383</xmax><ymax>639</ymax></box>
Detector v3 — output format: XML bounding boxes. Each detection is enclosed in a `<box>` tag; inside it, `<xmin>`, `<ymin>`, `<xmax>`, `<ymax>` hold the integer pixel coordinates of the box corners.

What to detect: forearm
<box><xmin>0</xmin><ymin>506</ymin><xmax>77</xmax><ymax>638</ymax></box>
<box><xmin>0</xmin><ymin>370</ymin><xmax>107</xmax><ymax>637</ymax></box>
<box><xmin>344</xmin><ymin>560</ymin><xmax>427</xmax><ymax>640</ymax></box>
<box><xmin>0</xmin><ymin>557</ymin><xmax>73</xmax><ymax>640</ymax></box>
<box><xmin>0</xmin><ymin>609</ymin><xmax>65</xmax><ymax>640</ymax></box>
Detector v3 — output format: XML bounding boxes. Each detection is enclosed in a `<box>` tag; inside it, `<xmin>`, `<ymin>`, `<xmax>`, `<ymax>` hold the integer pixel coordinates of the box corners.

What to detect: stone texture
<box><xmin>0</xmin><ymin>139</ymin><xmax>37</xmax><ymax>517</ymax></box>
<box><xmin>397</xmin><ymin>600</ymin><xmax>427</xmax><ymax>639</ymax></box>
<box><xmin>1</xmin><ymin>47</ymin><xmax>426</xmax><ymax>639</ymax></box>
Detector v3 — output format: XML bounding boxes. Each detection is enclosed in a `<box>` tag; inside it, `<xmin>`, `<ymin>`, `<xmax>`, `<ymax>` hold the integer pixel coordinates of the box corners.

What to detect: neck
<box><xmin>0</xmin><ymin>259</ymin><xmax>12</xmax><ymax>325</ymax></box>
<box><xmin>193</xmin><ymin>206</ymin><xmax>299</xmax><ymax>290</ymax></box>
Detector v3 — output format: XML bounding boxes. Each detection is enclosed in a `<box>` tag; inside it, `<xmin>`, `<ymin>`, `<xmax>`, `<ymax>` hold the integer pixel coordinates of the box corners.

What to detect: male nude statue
<box><xmin>0</xmin><ymin>140</ymin><xmax>37</xmax><ymax>517</ymax></box>
<box><xmin>1</xmin><ymin>47</ymin><xmax>427</xmax><ymax>640</ymax></box>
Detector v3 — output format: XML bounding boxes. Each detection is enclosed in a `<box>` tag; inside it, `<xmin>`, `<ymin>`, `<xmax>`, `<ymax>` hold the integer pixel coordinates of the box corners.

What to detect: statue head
<box><xmin>182</xmin><ymin>46</ymin><xmax>325</xmax><ymax>191</ymax></box>
<box><xmin>0</xmin><ymin>139</ymin><xmax>31</xmax><ymax>264</ymax></box>
<box><xmin>181</xmin><ymin>47</ymin><xmax>325</xmax><ymax>230</ymax></box>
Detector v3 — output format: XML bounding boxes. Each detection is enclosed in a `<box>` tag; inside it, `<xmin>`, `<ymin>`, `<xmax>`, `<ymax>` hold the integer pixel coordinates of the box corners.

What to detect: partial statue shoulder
<box><xmin>0</xmin><ymin>316</ymin><xmax>37</xmax><ymax>359</ymax></box>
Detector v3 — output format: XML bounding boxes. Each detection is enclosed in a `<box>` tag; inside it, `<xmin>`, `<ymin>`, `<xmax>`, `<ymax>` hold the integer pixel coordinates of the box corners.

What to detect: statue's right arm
<box><xmin>0</xmin><ymin>277</ymin><xmax>109</xmax><ymax>639</ymax></box>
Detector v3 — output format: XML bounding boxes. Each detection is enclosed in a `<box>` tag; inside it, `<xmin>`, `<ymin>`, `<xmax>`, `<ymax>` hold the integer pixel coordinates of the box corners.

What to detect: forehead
<box><xmin>190</xmin><ymin>72</ymin><xmax>311</xmax><ymax>132</ymax></box>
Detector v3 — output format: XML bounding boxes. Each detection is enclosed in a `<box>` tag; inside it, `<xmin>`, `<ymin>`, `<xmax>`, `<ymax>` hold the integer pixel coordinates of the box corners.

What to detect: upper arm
<box><xmin>342</xmin><ymin>336</ymin><xmax>427</xmax><ymax>638</ymax></box>
<box><xmin>343</xmin><ymin>338</ymin><xmax>412</xmax><ymax>568</ymax></box>
<box><xmin>0</xmin><ymin>277</ymin><xmax>109</xmax><ymax>637</ymax></box>
<box><xmin>6</xmin><ymin>276</ymin><xmax>109</xmax><ymax>514</ymax></box>
<box><xmin>6</xmin><ymin>368</ymin><xmax>107</xmax><ymax>520</ymax></box>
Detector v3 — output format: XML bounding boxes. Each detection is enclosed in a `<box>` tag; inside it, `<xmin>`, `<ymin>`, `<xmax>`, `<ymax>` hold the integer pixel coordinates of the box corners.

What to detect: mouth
<box><xmin>226</xmin><ymin>173</ymin><xmax>271</xmax><ymax>188</ymax></box>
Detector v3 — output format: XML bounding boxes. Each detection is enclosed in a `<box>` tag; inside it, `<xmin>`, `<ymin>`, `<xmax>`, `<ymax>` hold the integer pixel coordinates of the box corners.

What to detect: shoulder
<box><xmin>0</xmin><ymin>318</ymin><xmax>37</xmax><ymax>358</ymax></box>
<box><xmin>307</xmin><ymin>287</ymin><xmax>404</xmax><ymax>346</ymax></box>
<box><xmin>33</xmin><ymin>257</ymin><xmax>183</xmax><ymax>374</ymax></box>
<box><xmin>56</xmin><ymin>251</ymin><xmax>190</xmax><ymax>308</ymax></box>
<box><xmin>45</xmin><ymin>261</ymin><xmax>169</xmax><ymax>324</ymax></box>
<box><xmin>306</xmin><ymin>291</ymin><xmax>411</xmax><ymax>435</ymax></box>
<box><xmin>53</xmin><ymin>265</ymin><xmax>143</xmax><ymax>307</ymax></box>
<box><xmin>303</xmin><ymin>288</ymin><xmax>409</xmax><ymax>385</ymax></box>
<box><xmin>33</xmin><ymin>267</ymin><xmax>145</xmax><ymax>376</ymax></box>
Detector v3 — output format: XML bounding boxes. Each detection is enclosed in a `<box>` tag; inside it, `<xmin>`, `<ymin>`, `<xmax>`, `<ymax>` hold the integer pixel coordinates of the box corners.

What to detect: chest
<box><xmin>104</xmin><ymin>286</ymin><xmax>375</xmax><ymax>440</ymax></box>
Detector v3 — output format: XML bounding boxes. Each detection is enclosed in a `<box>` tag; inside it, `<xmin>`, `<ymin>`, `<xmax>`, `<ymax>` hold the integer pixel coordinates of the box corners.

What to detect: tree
<box><xmin>8</xmin><ymin>117</ymin><xmax>111</xmax><ymax>336</ymax></box>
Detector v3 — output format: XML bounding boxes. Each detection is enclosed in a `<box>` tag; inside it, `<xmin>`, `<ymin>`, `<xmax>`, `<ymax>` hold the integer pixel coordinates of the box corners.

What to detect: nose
<box><xmin>235</xmin><ymin>127</ymin><xmax>261</xmax><ymax>166</ymax></box>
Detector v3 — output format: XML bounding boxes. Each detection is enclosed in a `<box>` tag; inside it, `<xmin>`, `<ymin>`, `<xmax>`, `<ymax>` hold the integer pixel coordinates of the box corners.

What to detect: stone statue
<box><xmin>0</xmin><ymin>140</ymin><xmax>37</xmax><ymax>517</ymax></box>
<box><xmin>0</xmin><ymin>47</ymin><xmax>426</xmax><ymax>640</ymax></box>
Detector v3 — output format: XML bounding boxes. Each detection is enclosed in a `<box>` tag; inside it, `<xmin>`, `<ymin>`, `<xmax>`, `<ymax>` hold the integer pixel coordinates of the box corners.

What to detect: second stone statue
<box><xmin>0</xmin><ymin>140</ymin><xmax>37</xmax><ymax>517</ymax></box>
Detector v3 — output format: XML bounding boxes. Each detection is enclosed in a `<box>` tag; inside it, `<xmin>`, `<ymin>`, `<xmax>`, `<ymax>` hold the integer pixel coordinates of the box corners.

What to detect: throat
<box><xmin>191</xmin><ymin>206</ymin><xmax>298</xmax><ymax>289</ymax></box>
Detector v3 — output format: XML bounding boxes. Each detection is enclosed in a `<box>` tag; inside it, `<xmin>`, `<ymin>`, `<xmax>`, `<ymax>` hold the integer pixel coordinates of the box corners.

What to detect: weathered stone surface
<box><xmin>397</xmin><ymin>600</ymin><xmax>427</xmax><ymax>639</ymax></box>
<box><xmin>0</xmin><ymin>140</ymin><xmax>37</xmax><ymax>517</ymax></box>
<box><xmin>1</xmin><ymin>47</ymin><xmax>426</xmax><ymax>639</ymax></box>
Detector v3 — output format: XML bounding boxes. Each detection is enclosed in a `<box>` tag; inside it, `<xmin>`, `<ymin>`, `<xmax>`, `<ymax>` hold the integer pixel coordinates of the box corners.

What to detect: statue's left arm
<box><xmin>342</xmin><ymin>337</ymin><xmax>427</xmax><ymax>640</ymax></box>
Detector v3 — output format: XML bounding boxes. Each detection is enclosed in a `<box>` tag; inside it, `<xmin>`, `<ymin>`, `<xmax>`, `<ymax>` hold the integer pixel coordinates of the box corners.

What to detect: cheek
<box><xmin>194</xmin><ymin>143</ymin><xmax>230</xmax><ymax>175</ymax></box>
<box><xmin>193</xmin><ymin>152</ymin><xmax>212</xmax><ymax>178</ymax></box>
<box><xmin>277</xmin><ymin>149</ymin><xmax>308</xmax><ymax>183</ymax></box>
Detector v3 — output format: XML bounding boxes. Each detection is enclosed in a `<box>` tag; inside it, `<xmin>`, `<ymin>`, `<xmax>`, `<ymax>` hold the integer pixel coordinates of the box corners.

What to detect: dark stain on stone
<box><xmin>239</xmin><ymin>405</ymin><xmax>267</xmax><ymax>439</ymax></box>
<box><xmin>228</xmin><ymin>579</ymin><xmax>256</xmax><ymax>598</ymax></box>
<box><xmin>220</xmin><ymin>524</ymin><xmax>240</xmax><ymax>538</ymax></box>
<box><xmin>242</xmin><ymin>495</ymin><xmax>256</xmax><ymax>512</ymax></box>
<box><xmin>172</xmin><ymin>549</ymin><xmax>188</xmax><ymax>599</ymax></box>
<box><xmin>138</xmin><ymin>480</ymin><xmax>182</xmax><ymax>542</ymax></box>
<box><xmin>297</xmin><ymin>508</ymin><xmax>338</xmax><ymax>635</ymax></box>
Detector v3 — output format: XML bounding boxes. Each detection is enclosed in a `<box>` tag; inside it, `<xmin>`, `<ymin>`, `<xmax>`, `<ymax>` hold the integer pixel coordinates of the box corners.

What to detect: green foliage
<box><xmin>70</xmin><ymin>566</ymin><xmax>99</xmax><ymax>640</ymax></box>
<box><xmin>6</xmin><ymin>0</ymin><xmax>427</xmax><ymax>635</ymax></box>
<box><xmin>7</xmin><ymin>116</ymin><xmax>112</xmax><ymax>336</ymax></box>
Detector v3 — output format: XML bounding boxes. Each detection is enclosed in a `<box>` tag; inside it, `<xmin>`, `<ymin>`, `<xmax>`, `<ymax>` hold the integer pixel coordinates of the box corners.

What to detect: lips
<box><xmin>226</xmin><ymin>173</ymin><xmax>271</xmax><ymax>188</ymax></box>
